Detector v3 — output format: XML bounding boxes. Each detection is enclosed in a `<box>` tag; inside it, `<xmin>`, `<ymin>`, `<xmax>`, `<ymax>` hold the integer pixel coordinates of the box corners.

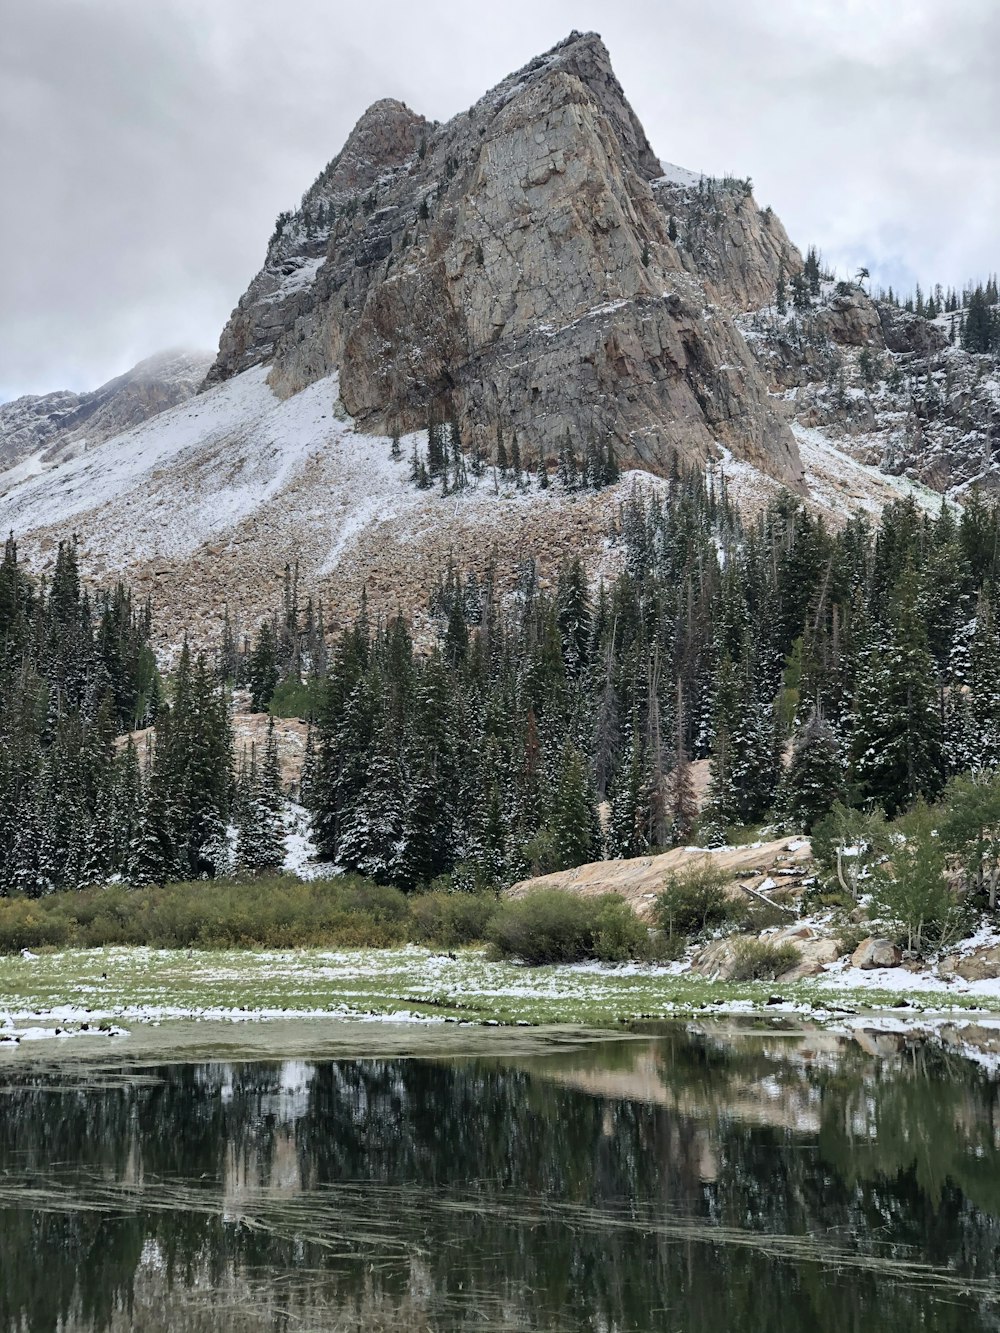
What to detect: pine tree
<box><xmin>606</xmin><ymin>734</ymin><xmax>647</xmax><ymax>859</ymax></box>
<box><xmin>247</xmin><ymin>622</ymin><xmax>279</xmax><ymax>711</ymax></box>
<box><xmin>851</xmin><ymin>570</ymin><xmax>944</xmax><ymax>815</ymax></box>
<box><xmin>550</xmin><ymin>743</ymin><xmax>601</xmax><ymax>869</ymax></box>
<box><xmin>777</xmin><ymin>710</ymin><xmax>845</xmax><ymax>831</ymax></box>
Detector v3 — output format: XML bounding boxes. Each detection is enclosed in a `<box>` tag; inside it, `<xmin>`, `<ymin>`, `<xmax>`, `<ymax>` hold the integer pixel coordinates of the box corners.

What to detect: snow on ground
<box><xmin>0</xmin><ymin>355</ymin><xmax>958</xmax><ymax>655</ymax></box>
<box><xmin>0</xmin><ymin>365</ymin><xmax>632</xmax><ymax>649</ymax></box>
<box><xmin>281</xmin><ymin>802</ymin><xmax>337</xmax><ymax>880</ymax></box>
<box><xmin>654</xmin><ymin>160</ymin><xmax>705</xmax><ymax>189</ymax></box>
<box><xmin>791</xmin><ymin>421</ymin><xmax>948</xmax><ymax>519</ymax></box>
<box><xmin>0</xmin><ymin>366</ymin><xmax>346</xmax><ymax>565</ymax></box>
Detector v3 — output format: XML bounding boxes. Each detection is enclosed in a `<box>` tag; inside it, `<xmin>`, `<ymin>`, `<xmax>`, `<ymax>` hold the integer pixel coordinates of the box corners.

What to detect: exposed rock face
<box><xmin>207</xmin><ymin>32</ymin><xmax>804</xmax><ymax>488</ymax></box>
<box><xmin>205</xmin><ymin>99</ymin><xmax>428</xmax><ymax>386</ymax></box>
<box><xmin>0</xmin><ymin>350</ymin><xmax>211</xmax><ymax>474</ymax></box>
<box><xmin>851</xmin><ymin>937</ymin><xmax>902</xmax><ymax>970</ymax></box>
<box><xmin>876</xmin><ymin>302</ymin><xmax>949</xmax><ymax>356</ymax></box>
<box><xmin>652</xmin><ymin>172</ymin><xmax>802</xmax><ymax>314</ymax></box>
<box><xmin>812</xmin><ymin>290</ymin><xmax>885</xmax><ymax>348</ymax></box>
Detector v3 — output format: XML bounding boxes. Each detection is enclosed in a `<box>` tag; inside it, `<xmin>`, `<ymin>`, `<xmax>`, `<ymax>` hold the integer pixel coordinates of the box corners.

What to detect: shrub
<box><xmin>487</xmin><ymin>890</ymin><xmax>648</xmax><ymax>965</ymax></box>
<box><xmin>654</xmin><ymin>862</ymin><xmax>736</xmax><ymax>940</ymax></box>
<box><xmin>0</xmin><ymin>899</ymin><xmax>72</xmax><ymax>953</ymax></box>
<box><xmin>0</xmin><ymin>876</ymin><xmax>413</xmax><ymax>953</ymax></box>
<box><xmin>591</xmin><ymin>896</ymin><xmax>650</xmax><ymax>963</ymax></box>
<box><xmin>870</xmin><ymin>804</ymin><xmax>966</xmax><ymax>953</ymax></box>
<box><xmin>728</xmin><ymin>938</ymin><xmax>800</xmax><ymax>981</ymax></box>
<box><xmin>269</xmin><ymin>675</ymin><xmax>325</xmax><ymax>720</ymax></box>
<box><xmin>408</xmin><ymin>891</ymin><xmax>498</xmax><ymax>948</ymax></box>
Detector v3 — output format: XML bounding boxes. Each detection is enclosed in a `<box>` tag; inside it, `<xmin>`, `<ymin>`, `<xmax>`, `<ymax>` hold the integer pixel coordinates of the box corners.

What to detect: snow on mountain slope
<box><xmin>0</xmin><ymin>367</ymin><xmax>627</xmax><ymax>651</ymax></box>
<box><xmin>791</xmin><ymin>422</ymin><xmax>951</xmax><ymax>517</ymax></box>
<box><xmin>0</xmin><ymin>349</ymin><xmax>211</xmax><ymax>473</ymax></box>
<box><xmin>0</xmin><ymin>362</ymin><xmax>947</xmax><ymax>655</ymax></box>
<box><xmin>655</xmin><ymin>159</ymin><xmax>705</xmax><ymax>188</ymax></box>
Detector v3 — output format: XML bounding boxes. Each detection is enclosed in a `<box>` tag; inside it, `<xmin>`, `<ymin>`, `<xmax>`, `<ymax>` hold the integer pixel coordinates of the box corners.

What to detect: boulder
<box><xmin>939</xmin><ymin>945</ymin><xmax>1000</xmax><ymax>982</ymax></box>
<box><xmin>850</xmin><ymin>937</ymin><xmax>902</xmax><ymax>970</ymax></box>
<box><xmin>690</xmin><ymin>938</ymin><xmax>739</xmax><ymax>980</ymax></box>
<box><xmin>776</xmin><ymin>938</ymin><xmax>841</xmax><ymax>981</ymax></box>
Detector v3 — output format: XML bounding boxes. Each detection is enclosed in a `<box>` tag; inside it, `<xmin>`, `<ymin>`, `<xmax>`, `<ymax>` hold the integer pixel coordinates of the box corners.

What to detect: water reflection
<box><xmin>1</xmin><ymin>1024</ymin><xmax>999</xmax><ymax>1330</ymax></box>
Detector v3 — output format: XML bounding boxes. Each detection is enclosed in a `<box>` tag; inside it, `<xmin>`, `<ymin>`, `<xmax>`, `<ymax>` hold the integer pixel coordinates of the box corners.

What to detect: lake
<box><xmin>1</xmin><ymin>1020</ymin><xmax>998</xmax><ymax>1330</ymax></box>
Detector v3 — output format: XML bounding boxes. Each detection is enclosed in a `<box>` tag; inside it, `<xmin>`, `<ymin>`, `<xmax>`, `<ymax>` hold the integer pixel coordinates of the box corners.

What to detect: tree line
<box><xmin>0</xmin><ymin>536</ymin><xmax>283</xmax><ymax>895</ymax></box>
<box><xmin>10</xmin><ymin>465</ymin><xmax>1000</xmax><ymax>899</ymax></box>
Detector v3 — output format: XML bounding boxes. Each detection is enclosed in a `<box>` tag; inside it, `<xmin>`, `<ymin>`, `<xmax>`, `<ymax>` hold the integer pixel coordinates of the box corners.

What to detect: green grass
<box><xmin>0</xmin><ymin>945</ymin><xmax>995</xmax><ymax>1036</ymax></box>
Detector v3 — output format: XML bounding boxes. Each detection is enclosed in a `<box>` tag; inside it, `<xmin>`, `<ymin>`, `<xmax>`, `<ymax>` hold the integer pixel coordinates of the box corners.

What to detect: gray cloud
<box><xmin>2</xmin><ymin>0</ymin><xmax>996</xmax><ymax>399</ymax></box>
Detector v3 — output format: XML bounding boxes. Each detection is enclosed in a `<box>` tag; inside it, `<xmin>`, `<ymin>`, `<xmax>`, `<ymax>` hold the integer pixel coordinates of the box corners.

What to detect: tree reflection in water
<box><xmin>1</xmin><ymin>1025</ymin><xmax>999</xmax><ymax>1330</ymax></box>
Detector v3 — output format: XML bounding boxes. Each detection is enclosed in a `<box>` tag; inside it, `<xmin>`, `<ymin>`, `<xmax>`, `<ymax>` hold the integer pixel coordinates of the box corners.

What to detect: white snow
<box><xmin>791</xmin><ymin>421</ymin><xmax>948</xmax><ymax>518</ymax></box>
<box><xmin>655</xmin><ymin>160</ymin><xmax>705</xmax><ymax>189</ymax></box>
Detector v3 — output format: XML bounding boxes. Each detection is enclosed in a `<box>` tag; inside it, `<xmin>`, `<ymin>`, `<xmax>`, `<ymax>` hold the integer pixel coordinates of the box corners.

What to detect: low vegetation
<box><xmin>727</xmin><ymin>938</ymin><xmax>801</xmax><ymax>982</ymax></box>
<box><xmin>0</xmin><ymin>877</ymin><xmax>503</xmax><ymax>954</ymax></box>
<box><xmin>487</xmin><ymin>890</ymin><xmax>651</xmax><ymax>965</ymax></box>
<box><xmin>654</xmin><ymin>863</ymin><xmax>738</xmax><ymax>942</ymax></box>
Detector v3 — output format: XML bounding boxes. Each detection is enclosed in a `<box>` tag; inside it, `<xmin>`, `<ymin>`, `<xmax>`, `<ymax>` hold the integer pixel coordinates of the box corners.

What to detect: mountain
<box><xmin>0</xmin><ymin>349</ymin><xmax>212</xmax><ymax>477</ymax></box>
<box><xmin>207</xmin><ymin>31</ymin><xmax>803</xmax><ymax>488</ymax></box>
<box><xmin>1</xmin><ymin>32</ymin><xmax>994</xmax><ymax>653</ymax></box>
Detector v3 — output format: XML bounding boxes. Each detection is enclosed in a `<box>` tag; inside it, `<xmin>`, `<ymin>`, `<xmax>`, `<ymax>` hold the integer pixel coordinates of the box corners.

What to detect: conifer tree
<box><xmin>777</xmin><ymin>710</ymin><xmax>845</xmax><ymax>831</ymax></box>
<box><xmin>851</xmin><ymin>570</ymin><xmax>943</xmax><ymax>815</ymax></box>
<box><xmin>550</xmin><ymin>743</ymin><xmax>602</xmax><ymax>869</ymax></box>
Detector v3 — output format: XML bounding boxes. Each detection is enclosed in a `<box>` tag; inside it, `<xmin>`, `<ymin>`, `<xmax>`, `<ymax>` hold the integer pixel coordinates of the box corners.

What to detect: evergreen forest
<box><xmin>8</xmin><ymin>468</ymin><xmax>1000</xmax><ymax>901</ymax></box>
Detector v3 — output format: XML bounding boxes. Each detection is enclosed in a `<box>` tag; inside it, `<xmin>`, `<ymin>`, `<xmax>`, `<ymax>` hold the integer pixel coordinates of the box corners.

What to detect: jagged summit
<box><xmin>465</xmin><ymin>30</ymin><xmax>662</xmax><ymax>181</ymax></box>
<box><xmin>311</xmin><ymin>98</ymin><xmax>427</xmax><ymax>201</ymax></box>
<box><xmin>206</xmin><ymin>32</ymin><xmax>804</xmax><ymax>488</ymax></box>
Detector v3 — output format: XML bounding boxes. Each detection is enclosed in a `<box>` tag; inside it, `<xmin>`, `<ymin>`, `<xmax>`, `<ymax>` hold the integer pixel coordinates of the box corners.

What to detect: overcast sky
<box><xmin>2</xmin><ymin>0</ymin><xmax>997</xmax><ymax>401</ymax></box>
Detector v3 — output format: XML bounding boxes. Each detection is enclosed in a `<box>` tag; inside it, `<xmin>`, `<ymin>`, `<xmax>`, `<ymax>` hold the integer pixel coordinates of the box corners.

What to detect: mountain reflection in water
<box><xmin>1</xmin><ymin>1023</ymin><xmax>999</xmax><ymax>1331</ymax></box>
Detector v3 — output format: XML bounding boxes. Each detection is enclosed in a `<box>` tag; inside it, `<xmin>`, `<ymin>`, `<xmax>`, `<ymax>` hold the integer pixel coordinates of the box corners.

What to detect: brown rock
<box><xmin>813</xmin><ymin>289</ymin><xmax>885</xmax><ymax>348</ymax></box>
<box><xmin>776</xmin><ymin>938</ymin><xmax>841</xmax><ymax>980</ymax></box>
<box><xmin>207</xmin><ymin>32</ymin><xmax>804</xmax><ymax>489</ymax></box>
<box><xmin>851</xmin><ymin>937</ymin><xmax>902</xmax><ymax>970</ymax></box>
<box><xmin>940</xmin><ymin>945</ymin><xmax>1000</xmax><ymax>982</ymax></box>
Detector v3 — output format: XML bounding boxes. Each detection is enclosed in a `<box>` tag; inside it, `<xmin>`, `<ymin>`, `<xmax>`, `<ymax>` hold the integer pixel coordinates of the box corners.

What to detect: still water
<box><xmin>1</xmin><ymin>1022</ymin><xmax>999</xmax><ymax>1331</ymax></box>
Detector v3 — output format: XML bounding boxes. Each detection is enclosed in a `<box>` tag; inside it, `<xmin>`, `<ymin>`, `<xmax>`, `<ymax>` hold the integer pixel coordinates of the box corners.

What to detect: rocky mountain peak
<box><xmin>467</xmin><ymin>30</ymin><xmax>661</xmax><ymax>181</ymax></box>
<box><xmin>205</xmin><ymin>34</ymin><xmax>804</xmax><ymax>488</ymax></box>
<box><xmin>310</xmin><ymin>98</ymin><xmax>428</xmax><ymax>201</ymax></box>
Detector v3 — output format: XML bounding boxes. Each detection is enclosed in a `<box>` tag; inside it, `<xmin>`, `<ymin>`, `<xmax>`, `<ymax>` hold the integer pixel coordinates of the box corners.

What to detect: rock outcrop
<box><xmin>850</xmin><ymin>937</ymin><xmax>902</xmax><ymax>970</ymax></box>
<box><xmin>0</xmin><ymin>349</ymin><xmax>212</xmax><ymax>474</ymax></box>
<box><xmin>207</xmin><ymin>32</ymin><xmax>804</xmax><ymax>488</ymax></box>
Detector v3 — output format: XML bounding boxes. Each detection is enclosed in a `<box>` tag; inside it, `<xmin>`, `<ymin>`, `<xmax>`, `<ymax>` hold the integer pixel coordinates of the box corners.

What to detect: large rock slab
<box><xmin>939</xmin><ymin>945</ymin><xmax>1000</xmax><ymax>982</ymax></box>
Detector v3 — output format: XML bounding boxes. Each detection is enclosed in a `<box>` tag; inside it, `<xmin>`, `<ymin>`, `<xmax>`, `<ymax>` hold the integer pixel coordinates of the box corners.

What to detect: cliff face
<box><xmin>207</xmin><ymin>32</ymin><xmax>804</xmax><ymax>488</ymax></box>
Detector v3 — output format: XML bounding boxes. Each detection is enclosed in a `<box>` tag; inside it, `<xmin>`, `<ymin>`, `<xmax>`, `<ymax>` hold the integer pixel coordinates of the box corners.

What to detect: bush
<box><xmin>870</xmin><ymin>804</ymin><xmax>966</xmax><ymax>953</ymax></box>
<box><xmin>654</xmin><ymin>863</ymin><xmax>736</xmax><ymax>940</ymax></box>
<box><xmin>0</xmin><ymin>899</ymin><xmax>73</xmax><ymax>953</ymax></box>
<box><xmin>728</xmin><ymin>938</ymin><xmax>800</xmax><ymax>982</ymax></box>
<box><xmin>408</xmin><ymin>891</ymin><xmax>498</xmax><ymax>948</ymax></box>
<box><xmin>591</xmin><ymin>896</ymin><xmax>650</xmax><ymax>963</ymax></box>
<box><xmin>487</xmin><ymin>890</ymin><xmax>648</xmax><ymax>965</ymax></box>
<box><xmin>0</xmin><ymin>876</ymin><xmax>414</xmax><ymax>952</ymax></box>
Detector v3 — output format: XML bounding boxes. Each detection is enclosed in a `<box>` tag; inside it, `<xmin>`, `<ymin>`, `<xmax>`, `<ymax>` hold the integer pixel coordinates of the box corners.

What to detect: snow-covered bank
<box><xmin>4</xmin><ymin>945</ymin><xmax>1000</xmax><ymax>1071</ymax></box>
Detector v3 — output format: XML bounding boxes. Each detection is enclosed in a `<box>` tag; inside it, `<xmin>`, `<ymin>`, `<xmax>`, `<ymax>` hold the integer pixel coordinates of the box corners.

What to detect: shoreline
<box><xmin>3</xmin><ymin>944</ymin><xmax>1000</xmax><ymax>1071</ymax></box>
